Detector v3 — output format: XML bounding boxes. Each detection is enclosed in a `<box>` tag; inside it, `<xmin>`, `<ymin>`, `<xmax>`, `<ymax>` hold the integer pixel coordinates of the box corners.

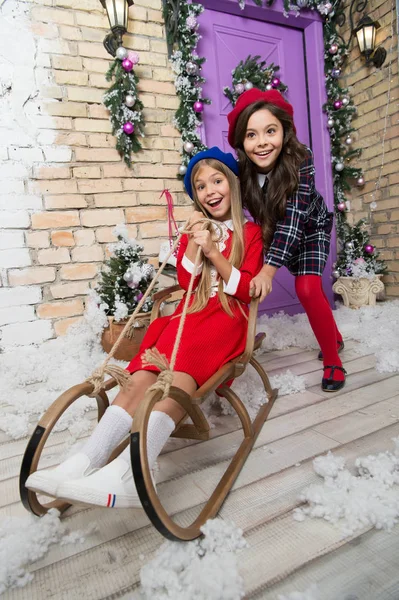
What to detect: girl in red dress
<box><xmin>227</xmin><ymin>88</ymin><xmax>346</xmax><ymax>393</ymax></box>
<box><xmin>26</xmin><ymin>147</ymin><xmax>264</xmax><ymax>508</ymax></box>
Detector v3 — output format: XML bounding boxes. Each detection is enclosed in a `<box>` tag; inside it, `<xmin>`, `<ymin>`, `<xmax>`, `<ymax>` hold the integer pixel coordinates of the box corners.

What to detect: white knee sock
<box><xmin>81</xmin><ymin>404</ymin><xmax>133</xmax><ymax>468</ymax></box>
<box><xmin>119</xmin><ymin>410</ymin><xmax>175</xmax><ymax>470</ymax></box>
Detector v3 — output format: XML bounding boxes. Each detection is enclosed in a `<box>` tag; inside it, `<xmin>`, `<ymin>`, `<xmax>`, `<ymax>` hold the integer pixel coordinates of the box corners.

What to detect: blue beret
<box><xmin>183</xmin><ymin>146</ymin><xmax>239</xmax><ymax>199</ymax></box>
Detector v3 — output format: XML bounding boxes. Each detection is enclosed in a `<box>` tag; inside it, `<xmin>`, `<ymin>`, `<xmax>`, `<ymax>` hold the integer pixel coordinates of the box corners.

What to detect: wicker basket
<box><xmin>101</xmin><ymin>314</ymin><xmax>151</xmax><ymax>362</ymax></box>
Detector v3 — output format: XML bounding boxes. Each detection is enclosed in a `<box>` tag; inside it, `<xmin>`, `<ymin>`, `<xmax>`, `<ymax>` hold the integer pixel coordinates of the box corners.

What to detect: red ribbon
<box><xmin>160</xmin><ymin>189</ymin><xmax>179</xmax><ymax>251</ymax></box>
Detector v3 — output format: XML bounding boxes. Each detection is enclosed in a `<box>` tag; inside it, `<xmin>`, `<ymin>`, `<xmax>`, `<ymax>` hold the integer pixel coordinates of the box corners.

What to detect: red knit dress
<box><xmin>126</xmin><ymin>221</ymin><xmax>263</xmax><ymax>386</ymax></box>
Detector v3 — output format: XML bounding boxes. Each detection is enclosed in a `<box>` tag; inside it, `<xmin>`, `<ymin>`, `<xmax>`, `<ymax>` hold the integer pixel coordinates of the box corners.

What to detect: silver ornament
<box><xmin>335</xmin><ymin>162</ymin><xmax>344</xmax><ymax>172</ymax></box>
<box><xmin>266</xmin><ymin>84</ymin><xmax>272</xmax><ymax>90</ymax></box>
<box><xmin>116</xmin><ymin>46</ymin><xmax>128</xmax><ymax>61</ymax></box>
<box><xmin>244</xmin><ymin>81</ymin><xmax>254</xmax><ymax>90</ymax></box>
<box><xmin>345</xmin><ymin>136</ymin><xmax>352</xmax><ymax>145</ymax></box>
<box><xmin>357</xmin><ymin>176</ymin><xmax>365</xmax><ymax>186</ymax></box>
<box><xmin>178</xmin><ymin>164</ymin><xmax>187</xmax><ymax>176</ymax></box>
<box><xmin>332</xmin><ymin>269</ymin><xmax>340</xmax><ymax>278</ymax></box>
<box><xmin>125</xmin><ymin>94</ymin><xmax>136</xmax><ymax>107</ymax></box>
<box><xmin>345</xmin><ymin>241</ymin><xmax>354</xmax><ymax>250</ymax></box>
<box><xmin>186</xmin><ymin>61</ymin><xmax>198</xmax><ymax>76</ymax></box>
<box><xmin>296</xmin><ymin>0</ymin><xmax>308</xmax><ymax>7</ymax></box>
<box><xmin>327</xmin><ymin>118</ymin><xmax>334</xmax><ymax>128</ymax></box>
<box><xmin>342</xmin><ymin>97</ymin><xmax>349</xmax><ymax>106</ymax></box>
<box><xmin>183</xmin><ymin>141</ymin><xmax>194</xmax><ymax>154</ymax></box>
<box><xmin>123</xmin><ymin>270</ymin><xmax>134</xmax><ymax>283</ymax></box>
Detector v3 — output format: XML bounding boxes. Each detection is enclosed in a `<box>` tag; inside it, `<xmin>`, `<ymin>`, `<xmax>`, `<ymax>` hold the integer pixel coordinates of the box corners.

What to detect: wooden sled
<box><xmin>20</xmin><ymin>285</ymin><xmax>278</xmax><ymax>541</ymax></box>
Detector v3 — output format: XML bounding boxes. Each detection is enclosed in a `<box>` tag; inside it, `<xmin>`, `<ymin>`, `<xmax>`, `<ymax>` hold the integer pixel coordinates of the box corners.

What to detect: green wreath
<box><xmin>224</xmin><ymin>55</ymin><xmax>287</xmax><ymax>107</ymax></box>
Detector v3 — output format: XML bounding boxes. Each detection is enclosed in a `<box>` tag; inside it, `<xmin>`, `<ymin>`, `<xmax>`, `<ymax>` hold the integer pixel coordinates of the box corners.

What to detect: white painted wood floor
<box><xmin>2</xmin><ymin>340</ymin><xmax>399</xmax><ymax>600</ymax></box>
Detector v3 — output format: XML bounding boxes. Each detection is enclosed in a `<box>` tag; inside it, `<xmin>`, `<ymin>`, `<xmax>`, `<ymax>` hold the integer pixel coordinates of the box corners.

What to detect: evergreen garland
<box><xmin>334</xmin><ymin>219</ymin><xmax>387</xmax><ymax>278</ymax></box>
<box><xmin>103</xmin><ymin>55</ymin><xmax>145</xmax><ymax>167</ymax></box>
<box><xmin>223</xmin><ymin>55</ymin><xmax>287</xmax><ymax>107</ymax></box>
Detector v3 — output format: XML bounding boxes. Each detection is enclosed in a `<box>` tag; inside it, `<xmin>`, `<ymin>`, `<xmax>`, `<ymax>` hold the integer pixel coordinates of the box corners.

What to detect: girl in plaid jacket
<box><xmin>227</xmin><ymin>88</ymin><xmax>346</xmax><ymax>392</ymax></box>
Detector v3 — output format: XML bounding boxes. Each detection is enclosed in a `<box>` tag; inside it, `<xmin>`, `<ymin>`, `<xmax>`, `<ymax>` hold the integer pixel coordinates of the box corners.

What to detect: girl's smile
<box><xmin>243</xmin><ymin>108</ymin><xmax>284</xmax><ymax>173</ymax></box>
<box><xmin>194</xmin><ymin>165</ymin><xmax>232</xmax><ymax>220</ymax></box>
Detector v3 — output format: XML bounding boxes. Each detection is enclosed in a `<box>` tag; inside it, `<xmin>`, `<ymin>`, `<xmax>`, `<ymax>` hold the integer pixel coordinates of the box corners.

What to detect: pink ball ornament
<box><xmin>334</xmin><ymin>100</ymin><xmax>343</xmax><ymax>110</ymax></box>
<box><xmin>122</xmin><ymin>58</ymin><xmax>133</xmax><ymax>72</ymax></box>
<box><xmin>329</xmin><ymin>43</ymin><xmax>338</xmax><ymax>54</ymax></box>
<box><xmin>128</xmin><ymin>51</ymin><xmax>139</xmax><ymax>65</ymax></box>
<box><xmin>337</xmin><ymin>202</ymin><xmax>346</xmax><ymax>211</ymax></box>
<box><xmin>271</xmin><ymin>77</ymin><xmax>280</xmax><ymax>88</ymax></box>
<box><xmin>123</xmin><ymin>122</ymin><xmax>134</xmax><ymax>135</ymax></box>
<box><xmin>235</xmin><ymin>83</ymin><xmax>245</xmax><ymax>95</ymax></box>
<box><xmin>193</xmin><ymin>100</ymin><xmax>204</xmax><ymax>113</ymax></box>
<box><xmin>364</xmin><ymin>244</ymin><xmax>374</xmax><ymax>254</ymax></box>
<box><xmin>357</xmin><ymin>176</ymin><xmax>365</xmax><ymax>187</ymax></box>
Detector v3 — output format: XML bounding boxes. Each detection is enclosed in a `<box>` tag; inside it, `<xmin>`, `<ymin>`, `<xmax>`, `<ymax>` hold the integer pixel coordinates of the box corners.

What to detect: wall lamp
<box><xmin>353</xmin><ymin>14</ymin><xmax>387</xmax><ymax>68</ymax></box>
<box><xmin>100</xmin><ymin>0</ymin><xmax>134</xmax><ymax>57</ymax></box>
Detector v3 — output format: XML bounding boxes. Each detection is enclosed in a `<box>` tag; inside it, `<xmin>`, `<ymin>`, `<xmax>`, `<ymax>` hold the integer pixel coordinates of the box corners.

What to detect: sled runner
<box><xmin>20</xmin><ymin>220</ymin><xmax>278</xmax><ymax>541</ymax></box>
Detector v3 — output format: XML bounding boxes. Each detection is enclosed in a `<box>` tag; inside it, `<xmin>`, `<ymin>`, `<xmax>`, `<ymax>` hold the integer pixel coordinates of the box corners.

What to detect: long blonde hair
<box><xmin>187</xmin><ymin>158</ymin><xmax>245</xmax><ymax>317</ymax></box>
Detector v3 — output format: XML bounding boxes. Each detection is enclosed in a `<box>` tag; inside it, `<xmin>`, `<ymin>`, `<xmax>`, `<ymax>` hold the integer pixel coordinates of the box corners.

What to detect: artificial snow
<box><xmin>139</xmin><ymin>519</ymin><xmax>247</xmax><ymax>600</ymax></box>
<box><xmin>278</xmin><ymin>584</ymin><xmax>320</xmax><ymax>600</ymax></box>
<box><xmin>0</xmin><ymin>509</ymin><xmax>94</xmax><ymax>594</ymax></box>
<box><xmin>293</xmin><ymin>439</ymin><xmax>399</xmax><ymax>537</ymax></box>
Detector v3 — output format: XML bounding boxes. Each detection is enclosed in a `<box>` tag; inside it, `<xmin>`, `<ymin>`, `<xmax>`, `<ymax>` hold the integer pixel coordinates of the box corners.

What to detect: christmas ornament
<box><xmin>128</xmin><ymin>51</ymin><xmax>139</xmax><ymax>65</ymax></box>
<box><xmin>333</xmin><ymin>100</ymin><xmax>343</xmax><ymax>110</ymax></box>
<box><xmin>337</xmin><ymin>202</ymin><xmax>346</xmax><ymax>211</ymax></box>
<box><xmin>331</xmin><ymin>68</ymin><xmax>341</xmax><ymax>79</ymax></box>
<box><xmin>335</xmin><ymin>162</ymin><xmax>344</xmax><ymax>172</ymax></box>
<box><xmin>123</xmin><ymin>122</ymin><xmax>134</xmax><ymax>135</ymax></box>
<box><xmin>186</xmin><ymin>61</ymin><xmax>198</xmax><ymax>76</ymax></box>
<box><xmin>271</xmin><ymin>77</ymin><xmax>280</xmax><ymax>88</ymax></box>
<box><xmin>122</xmin><ymin>58</ymin><xmax>133</xmax><ymax>72</ymax></box>
<box><xmin>123</xmin><ymin>270</ymin><xmax>134</xmax><ymax>283</ymax></box>
<box><xmin>323</xmin><ymin>2</ymin><xmax>333</xmax><ymax>12</ymax></box>
<box><xmin>345</xmin><ymin>136</ymin><xmax>352</xmax><ymax>145</ymax></box>
<box><xmin>357</xmin><ymin>176</ymin><xmax>365</xmax><ymax>186</ymax></box>
<box><xmin>125</xmin><ymin>94</ymin><xmax>136</xmax><ymax>107</ymax></box>
<box><xmin>327</xmin><ymin>118</ymin><xmax>334</xmax><ymax>127</ymax></box>
<box><xmin>345</xmin><ymin>241</ymin><xmax>354</xmax><ymax>250</ymax></box>
<box><xmin>193</xmin><ymin>100</ymin><xmax>204</xmax><ymax>113</ymax></box>
<box><xmin>127</xmin><ymin>280</ymin><xmax>137</xmax><ymax>289</ymax></box>
<box><xmin>183</xmin><ymin>141</ymin><xmax>194</xmax><ymax>154</ymax></box>
<box><xmin>178</xmin><ymin>164</ymin><xmax>187</xmax><ymax>175</ymax></box>
<box><xmin>235</xmin><ymin>83</ymin><xmax>245</xmax><ymax>94</ymax></box>
<box><xmin>370</xmin><ymin>201</ymin><xmax>378</xmax><ymax>211</ymax></box>
<box><xmin>342</xmin><ymin>97</ymin><xmax>349</xmax><ymax>106</ymax></box>
<box><xmin>329</xmin><ymin>43</ymin><xmax>338</xmax><ymax>54</ymax></box>
<box><xmin>364</xmin><ymin>244</ymin><xmax>374</xmax><ymax>254</ymax></box>
<box><xmin>244</xmin><ymin>81</ymin><xmax>254</xmax><ymax>90</ymax></box>
<box><xmin>296</xmin><ymin>0</ymin><xmax>308</xmax><ymax>7</ymax></box>
<box><xmin>186</xmin><ymin>15</ymin><xmax>197</xmax><ymax>29</ymax></box>
<box><xmin>332</xmin><ymin>269</ymin><xmax>340</xmax><ymax>278</ymax></box>
<box><xmin>116</xmin><ymin>46</ymin><xmax>128</xmax><ymax>61</ymax></box>
<box><xmin>266</xmin><ymin>84</ymin><xmax>272</xmax><ymax>90</ymax></box>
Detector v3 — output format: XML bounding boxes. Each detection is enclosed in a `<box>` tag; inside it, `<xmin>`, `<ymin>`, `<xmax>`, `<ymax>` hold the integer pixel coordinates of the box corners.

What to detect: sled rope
<box><xmin>86</xmin><ymin>216</ymin><xmax>223</xmax><ymax>398</ymax></box>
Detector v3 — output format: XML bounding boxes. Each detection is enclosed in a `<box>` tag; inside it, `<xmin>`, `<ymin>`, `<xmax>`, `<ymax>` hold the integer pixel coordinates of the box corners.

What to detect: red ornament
<box><xmin>333</xmin><ymin>100</ymin><xmax>343</xmax><ymax>110</ymax></box>
<box><xmin>364</xmin><ymin>244</ymin><xmax>374</xmax><ymax>254</ymax></box>
<box><xmin>271</xmin><ymin>77</ymin><xmax>280</xmax><ymax>88</ymax></box>
<box><xmin>122</xmin><ymin>58</ymin><xmax>133</xmax><ymax>72</ymax></box>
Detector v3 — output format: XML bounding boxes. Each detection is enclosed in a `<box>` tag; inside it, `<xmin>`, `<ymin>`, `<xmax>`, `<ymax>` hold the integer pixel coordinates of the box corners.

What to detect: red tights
<box><xmin>295</xmin><ymin>275</ymin><xmax>344</xmax><ymax>381</ymax></box>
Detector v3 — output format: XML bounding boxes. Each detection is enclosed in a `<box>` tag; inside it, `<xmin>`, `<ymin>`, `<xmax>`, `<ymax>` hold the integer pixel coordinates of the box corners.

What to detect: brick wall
<box><xmin>342</xmin><ymin>0</ymin><xmax>399</xmax><ymax>296</ymax></box>
<box><xmin>0</xmin><ymin>0</ymin><xmax>190</xmax><ymax>345</ymax></box>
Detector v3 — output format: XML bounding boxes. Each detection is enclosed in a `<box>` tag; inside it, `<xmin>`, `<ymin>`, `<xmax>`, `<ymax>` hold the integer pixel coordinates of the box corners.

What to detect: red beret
<box><xmin>227</xmin><ymin>88</ymin><xmax>295</xmax><ymax>148</ymax></box>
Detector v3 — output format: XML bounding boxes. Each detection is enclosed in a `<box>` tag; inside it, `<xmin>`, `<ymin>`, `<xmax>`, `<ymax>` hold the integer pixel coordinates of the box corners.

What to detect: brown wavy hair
<box><xmin>233</xmin><ymin>101</ymin><xmax>307</xmax><ymax>253</ymax></box>
<box><xmin>186</xmin><ymin>158</ymin><xmax>245</xmax><ymax>317</ymax></box>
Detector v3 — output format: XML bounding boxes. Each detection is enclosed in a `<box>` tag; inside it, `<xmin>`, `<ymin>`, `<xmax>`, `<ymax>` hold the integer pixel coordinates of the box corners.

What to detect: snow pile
<box><xmin>278</xmin><ymin>584</ymin><xmax>320</xmax><ymax>600</ymax></box>
<box><xmin>294</xmin><ymin>439</ymin><xmax>399</xmax><ymax>536</ymax></box>
<box><xmin>139</xmin><ymin>519</ymin><xmax>247</xmax><ymax>600</ymax></box>
<box><xmin>0</xmin><ymin>303</ymin><xmax>118</xmax><ymax>440</ymax></box>
<box><xmin>270</xmin><ymin>370</ymin><xmax>306</xmax><ymax>396</ymax></box>
<box><xmin>258</xmin><ymin>311</ymin><xmax>318</xmax><ymax>351</ymax></box>
<box><xmin>0</xmin><ymin>509</ymin><xmax>95</xmax><ymax>594</ymax></box>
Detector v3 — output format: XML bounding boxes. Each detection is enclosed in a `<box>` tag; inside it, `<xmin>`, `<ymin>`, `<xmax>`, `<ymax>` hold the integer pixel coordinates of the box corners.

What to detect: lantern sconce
<box><xmin>353</xmin><ymin>14</ymin><xmax>387</xmax><ymax>68</ymax></box>
<box><xmin>100</xmin><ymin>0</ymin><xmax>134</xmax><ymax>57</ymax></box>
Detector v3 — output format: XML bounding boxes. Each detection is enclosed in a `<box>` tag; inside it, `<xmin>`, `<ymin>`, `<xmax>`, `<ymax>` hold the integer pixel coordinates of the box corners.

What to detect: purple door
<box><xmin>198</xmin><ymin>1</ymin><xmax>335</xmax><ymax>316</ymax></box>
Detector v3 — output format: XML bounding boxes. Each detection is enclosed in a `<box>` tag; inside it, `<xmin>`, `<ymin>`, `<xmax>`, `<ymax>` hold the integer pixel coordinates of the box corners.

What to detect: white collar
<box><xmin>257</xmin><ymin>171</ymin><xmax>270</xmax><ymax>188</ymax></box>
<box><xmin>223</xmin><ymin>219</ymin><xmax>234</xmax><ymax>231</ymax></box>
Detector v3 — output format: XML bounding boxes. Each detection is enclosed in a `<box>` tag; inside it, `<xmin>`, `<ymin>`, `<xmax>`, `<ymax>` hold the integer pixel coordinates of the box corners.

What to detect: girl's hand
<box><xmin>250</xmin><ymin>272</ymin><xmax>273</xmax><ymax>302</ymax></box>
<box><xmin>192</xmin><ymin>229</ymin><xmax>216</xmax><ymax>257</ymax></box>
<box><xmin>188</xmin><ymin>210</ymin><xmax>206</xmax><ymax>232</ymax></box>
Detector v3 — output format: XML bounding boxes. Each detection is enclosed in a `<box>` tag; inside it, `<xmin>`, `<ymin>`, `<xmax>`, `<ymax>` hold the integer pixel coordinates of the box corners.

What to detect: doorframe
<box><xmin>201</xmin><ymin>0</ymin><xmax>337</xmax><ymax>306</ymax></box>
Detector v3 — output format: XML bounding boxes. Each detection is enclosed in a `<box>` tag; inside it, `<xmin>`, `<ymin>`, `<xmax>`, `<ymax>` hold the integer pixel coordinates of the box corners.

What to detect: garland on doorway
<box><xmin>223</xmin><ymin>55</ymin><xmax>287</xmax><ymax>106</ymax></box>
<box><xmin>103</xmin><ymin>47</ymin><xmax>145</xmax><ymax>167</ymax></box>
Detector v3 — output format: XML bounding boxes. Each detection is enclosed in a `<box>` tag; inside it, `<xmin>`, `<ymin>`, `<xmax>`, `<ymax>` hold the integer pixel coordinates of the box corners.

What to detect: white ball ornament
<box><xmin>357</xmin><ymin>176</ymin><xmax>365</xmax><ymax>187</ymax></box>
<box><xmin>332</xmin><ymin>269</ymin><xmax>340</xmax><ymax>279</ymax></box>
<box><xmin>244</xmin><ymin>81</ymin><xmax>254</xmax><ymax>91</ymax></box>
<box><xmin>125</xmin><ymin>94</ymin><xmax>136</xmax><ymax>107</ymax></box>
<box><xmin>183</xmin><ymin>141</ymin><xmax>194</xmax><ymax>154</ymax></box>
<box><xmin>123</xmin><ymin>270</ymin><xmax>134</xmax><ymax>283</ymax></box>
<box><xmin>342</xmin><ymin>97</ymin><xmax>350</xmax><ymax>106</ymax></box>
<box><xmin>327</xmin><ymin>118</ymin><xmax>334</xmax><ymax>128</ymax></box>
<box><xmin>266</xmin><ymin>84</ymin><xmax>272</xmax><ymax>90</ymax></box>
<box><xmin>335</xmin><ymin>162</ymin><xmax>344</xmax><ymax>172</ymax></box>
<box><xmin>296</xmin><ymin>0</ymin><xmax>308</xmax><ymax>7</ymax></box>
<box><xmin>186</xmin><ymin>61</ymin><xmax>198</xmax><ymax>76</ymax></box>
<box><xmin>235</xmin><ymin>83</ymin><xmax>245</xmax><ymax>95</ymax></box>
<box><xmin>178</xmin><ymin>164</ymin><xmax>187</xmax><ymax>176</ymax></box>
<box><xmin>345</xmin><ymin>241</ymin><xmax>354</xmax><ymax>250</ymax></box>
<box><xmin>116</xmin><ymin>47</ymin><xmax>128</xmax><ymax>61</ymax></box>
<box><xmin>345</xmin><ymin>136</ymin><xmax>352</xmax><ymax>145</ymax></box>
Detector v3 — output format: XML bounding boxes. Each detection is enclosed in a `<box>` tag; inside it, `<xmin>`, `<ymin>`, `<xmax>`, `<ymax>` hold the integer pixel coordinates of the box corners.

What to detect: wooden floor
<box><xmin>2</xmin><ymin>340</ymin><xmax>399</xmax><ymax>599</ymax></box>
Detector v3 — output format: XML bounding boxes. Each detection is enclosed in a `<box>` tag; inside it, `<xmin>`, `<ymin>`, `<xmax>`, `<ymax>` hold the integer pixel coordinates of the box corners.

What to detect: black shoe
<box><xmin>322</xmin><ymin>365</ymin><xmax>347</xmax><ymax>392</ymax></box>
<box><xmin>318</xmin><ymin>340</ymin><xmax>345</xmax><ymax>361</ymax></box>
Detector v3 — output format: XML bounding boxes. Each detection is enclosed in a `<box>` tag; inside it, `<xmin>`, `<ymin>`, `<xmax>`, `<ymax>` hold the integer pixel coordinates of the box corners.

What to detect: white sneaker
<box><xmin>57</xmin><ymin>457</ymin><xmax>156</xmax><ymax>509</ymax></box>
<box><xmin>25</xmin><ymin>452</ymin><xmax>95</xmax><ymax>498</ymax></box>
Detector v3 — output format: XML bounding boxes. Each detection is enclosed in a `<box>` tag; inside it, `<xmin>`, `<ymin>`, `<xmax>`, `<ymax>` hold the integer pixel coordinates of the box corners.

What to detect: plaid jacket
<box><xmin>264</xmin><ymin>148</ymin><xmax>334</xmax><ymax>275</ymax></box>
